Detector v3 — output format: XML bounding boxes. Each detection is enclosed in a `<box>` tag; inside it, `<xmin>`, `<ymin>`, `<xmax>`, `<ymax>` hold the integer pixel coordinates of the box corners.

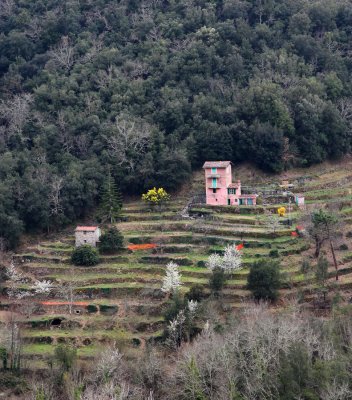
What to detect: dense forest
<box><xmin>1</xmin><ymin>0</ymin><xmax>352</xmax><ymax>247</ymax></box>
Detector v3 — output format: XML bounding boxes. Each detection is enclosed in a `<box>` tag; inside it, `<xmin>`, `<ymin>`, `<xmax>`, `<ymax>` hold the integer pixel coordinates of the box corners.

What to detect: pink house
<box><xmin>203</xmin><ymin>161</ymin><xmax>257</xmax><ymax>206</ymax></box>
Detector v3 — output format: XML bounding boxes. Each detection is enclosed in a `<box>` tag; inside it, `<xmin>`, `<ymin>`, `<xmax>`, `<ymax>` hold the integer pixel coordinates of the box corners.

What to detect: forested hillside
<box><xmin>1</xmin><ymin>0</ymin><xmax>352</xmax><ymax>247</ymax></box>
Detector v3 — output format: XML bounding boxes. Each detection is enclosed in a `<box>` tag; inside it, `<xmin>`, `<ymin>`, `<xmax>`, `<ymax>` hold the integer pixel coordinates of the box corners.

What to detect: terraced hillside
<box><xmin>2</xmin><ymin>160</ymin><xmax>352</xmax><ymax>368</ymax></box>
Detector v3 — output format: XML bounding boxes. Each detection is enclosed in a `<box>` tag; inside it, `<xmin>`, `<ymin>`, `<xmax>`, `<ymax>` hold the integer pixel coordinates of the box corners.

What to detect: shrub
<box><xmin>186</xmin><ymin>284</ymin><xmax>205</xmax><ymax>302</ymax></box>
<box><xmin>315</xmin><ymin>256</ymin><xmax>329</xmax><ymax>286</ymax></box>
<box><xmin>269</xmin><ymin>249</ymin><xmax>279</xmax><ymax>258</ymax></box>
<box><xmin>142</xmin><ymin>187</ymin><xmax>170</xmax><ymax>207</ymax></box>
<box><xmin>209</xmin><ymin>267</ymin><xmax>226</xmax><ymax>295</ymax></box>
<box><xmin>339</xmin><ymin>243</ymin><xmax>349</xmax><ymax>251</ymax></box>
<box><xmin>301</xmin><ymin>258</ymin><xmax>311</xmax><ymax>274</ymax></box>
<box><xmin>163</xmin><ymin>292</ymin><xmax>184</xmax><ymax>323</ymax></box>
<box><xmin>247</xmin><ymin>260</ymin><xmax>281</xmax><ymax>301</ymax></box>
<box><xmin>87</xmin><ymin>305</ymin><xmax>98</xmax><ymax>313</ymax></box>
<box><xmin>71</xmin><ymin>245</ymin><xmax>99</xmax><ymax>266</ymax></box>
<box><xmin>99</xmin><ymin>227</ymin><xmax>124</xmax><ymax>254</ymax></box>
<box><xmin>53</xmin><ymin>344</ymin><xmax>77</xmax><ymax>372</ymax></box>
<box><xmin>100</xmin><ymin>304</ymin><xmax>118</xmax><ymax>315</ymax></box>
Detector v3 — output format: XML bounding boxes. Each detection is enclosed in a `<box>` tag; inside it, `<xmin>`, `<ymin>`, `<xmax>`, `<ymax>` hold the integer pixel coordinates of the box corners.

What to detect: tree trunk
<box><xmin>329</xmin><ymin>239</ymin><xmax>338</xmax><ymax>281</ymax></box>
<box><xmin>327</xmin><ymin>225</ymin><xmax>338</xmax><ymax>281</ymax></box>
<box><xmin>314</xmin><ymin>237</ymin><xmax>321</xmax><ymax>258</ymax></box>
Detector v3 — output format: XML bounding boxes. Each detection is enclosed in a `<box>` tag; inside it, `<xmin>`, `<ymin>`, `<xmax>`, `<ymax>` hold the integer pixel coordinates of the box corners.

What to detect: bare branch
<box><xmin>105</xmin><ymin>114</ymin><xmax>152</xmax><ymax>171</ymax></box>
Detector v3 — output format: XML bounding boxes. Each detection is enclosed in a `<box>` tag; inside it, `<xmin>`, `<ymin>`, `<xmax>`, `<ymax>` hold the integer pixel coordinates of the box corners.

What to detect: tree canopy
<box><xmin>1</xmin><ymin>0</ymin><xmax>352</xmax><ymax>247</ymax></box>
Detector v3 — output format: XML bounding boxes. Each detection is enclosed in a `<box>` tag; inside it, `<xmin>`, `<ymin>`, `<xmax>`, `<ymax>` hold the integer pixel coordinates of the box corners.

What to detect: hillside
<box><xmin>2</xmin><ymin>159</ymin><xmax>352</xmax><ymax>370</ymax></box>
<box><xmin>1</xmin><ymin>0</ymin><xmax>352</xmax><ymax>248</ymax></box>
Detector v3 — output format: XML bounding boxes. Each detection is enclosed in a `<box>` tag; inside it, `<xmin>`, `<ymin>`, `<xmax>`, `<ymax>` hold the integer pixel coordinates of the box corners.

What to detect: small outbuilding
<box><xmin>295</xmin><ymin>194</ymin><xmax>305</xmax><ymax>207</ymax></box>
<box><xmin>75</xmin><ymin>226</ymin><xmax>101</xmax><ymax>247</ymax></box>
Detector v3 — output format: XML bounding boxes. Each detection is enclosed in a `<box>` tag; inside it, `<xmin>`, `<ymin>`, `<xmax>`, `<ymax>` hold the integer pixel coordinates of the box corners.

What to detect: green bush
<box><xmin>87</xmin><ymin>305</ymin><xmax>98</xmax><ymax>313</ymax></box>
<box><xmin>186</xmin><ymin>284</ymin><xmax>205</xmax><ymax>302</ymax></box>
<box><xmin>339</xmin><ymin>243</ymin><xmax>349</xmax><ymax>251</ymax></box>
<box><xmin>247</xmin><ymin>260</ymin><xmax>281</xmax><ymax>302</ymax></box>
<box><xmin>71</xmin><ymin>245</ymin><xmax>99</xmax><ymax>266</ymax></box>
<box><xmin>301</xmin><ymin>258</ymin><xmax>311</xmax><ymax>274</ymax></box>
<box><xmin>163</xmin><ymin>293</ymin><xmax>184</xmax><ymax>323</ymax></box>
<box><xmin>100</xmin><ymin>304</ymin><xmax>118</xmax><ymax>315</ymax></box>
<box><xmin>197</xmin><ymin>261</ymin><xmax>206</xmax><ymax>268</ymax></box>
<box><xmin>99</xmin><ymin>227</ymin><xmax>124</xmax><ymax>254</ymax></box>
<box><xmin>269</xmin><ymin>249</ymin><xmax>279</xmax><ymax>258</ymax></box>
<box><xmin>209</xmin><ymin>267</ymin><xmax>226</xmax><ymax>295</ymax></box>
<box><xmin>53</xmin><ymin>344</ymin><xmax>77</xmax><ymax>372</ymax></box>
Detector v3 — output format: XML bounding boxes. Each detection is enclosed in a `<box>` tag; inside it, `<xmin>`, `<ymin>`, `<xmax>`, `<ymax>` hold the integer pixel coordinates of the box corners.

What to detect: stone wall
<box><xmin>75</xmin><ymin>229</ymin><xmax>101</xmax><ymax>247</ymax></box>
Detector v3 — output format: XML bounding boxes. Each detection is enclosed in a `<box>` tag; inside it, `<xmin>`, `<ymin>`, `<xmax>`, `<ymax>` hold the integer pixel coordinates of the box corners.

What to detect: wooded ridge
<box><xmin>1</xmin><ymin>0</ymin><xmax>352</xmax><ymax>246</ymax></box>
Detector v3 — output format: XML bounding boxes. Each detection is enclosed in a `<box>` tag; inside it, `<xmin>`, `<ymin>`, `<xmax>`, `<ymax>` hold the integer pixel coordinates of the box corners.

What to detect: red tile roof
<box><xmin>75</xmin><ymin>226</ymin><xmax>99</xmax><ymax>232</ymax></box>
<box><xmin>202</xmin><ymin>161</ymin><xmax>231</xmax><ymax>168</ymax></box>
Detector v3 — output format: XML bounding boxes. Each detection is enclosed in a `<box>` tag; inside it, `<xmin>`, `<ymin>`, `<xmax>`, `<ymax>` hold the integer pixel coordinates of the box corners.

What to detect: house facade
<box><xmin>75</xmin><ymin>226</ymin><xmax>101</xmax><ymax>247</ymax></box>
<box><xmin>203</xmin><ymin>161</ymin><xmax>257</xmax><ymax>206</ymax></box>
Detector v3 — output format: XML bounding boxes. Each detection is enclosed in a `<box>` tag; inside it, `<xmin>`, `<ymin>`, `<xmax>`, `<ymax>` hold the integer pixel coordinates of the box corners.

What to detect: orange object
<box><xmin>41</xmin><ymin>301</ymin><xmax>90</xmax><ymax>306</ymax></box>
<box><xmin>291</xmin><ymin>231</ymin><xmax>298</xmax><ymax>237</ymax></box>
<box><xmin>236</xmin><ymin>243</ymin><xmax>244</xmax><ymax>250</ymax></box>
<box><xmin>127</xmin><ymin>243</ymin><xmax>157</xmax><ymax>250</ymax></box>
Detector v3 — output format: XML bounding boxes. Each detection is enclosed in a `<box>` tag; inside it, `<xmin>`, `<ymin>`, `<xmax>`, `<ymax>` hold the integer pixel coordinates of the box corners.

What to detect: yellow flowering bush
<box><xmin>142</xmin><ymin>187</ymin><xmax>170</xmax><ymax>206</ymax></box>
<box><xmin>277</xmin><ymin>207</ymin><xmax>286</xmax><ymax>217</ymax></box>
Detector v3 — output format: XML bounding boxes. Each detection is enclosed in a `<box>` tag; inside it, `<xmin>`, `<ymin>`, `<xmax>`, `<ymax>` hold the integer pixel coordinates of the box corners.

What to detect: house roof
<box><xmin>228</xmin><ymin>183</ymin><xmax>240</xmax><ymax>189</ymax></box>
<box><xmin>75</xmin><ymin>226</ymin><xmax>99</xmax><ymax>232</ymax></box>
<box><xmin>202</xmin><ymin>161</ymin><xmax>231</xmax><ymax>169</ymax></box>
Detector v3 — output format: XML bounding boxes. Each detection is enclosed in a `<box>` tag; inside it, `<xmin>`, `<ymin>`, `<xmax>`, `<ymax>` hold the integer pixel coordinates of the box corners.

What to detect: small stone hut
<box><xmin>75</xmin><ymin>226</ymin><xmax>101</xmax><ymax>247</ymax></box>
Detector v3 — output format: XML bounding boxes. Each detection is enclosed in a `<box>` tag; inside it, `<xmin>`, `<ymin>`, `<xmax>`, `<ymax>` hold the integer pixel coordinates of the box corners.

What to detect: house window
<box><xmin>248</xmin><ymin>198</ymin><xmax>253</xmax><ymax>205</ymax></box>
<box><xmin>84</xmin><ymin>240</ymin><xmax>87</xmax><ymax>243</ymax></box>
<box><xmin>228</xmin><ymin>188</ymin><xmax>236</xmax><ymax>195</ymax></box>
<box><xmin>212</xmin><ymin>178</ymin><xmax>217</xmax><ymax>188</ymax></box>
<box><xmin>211</xmin><ymin>167</ymin><xmax>217</xmax><ymax>174</ymax></box>
<box><xmin>212</xmin><ymin>188</ymin><xmax>216</xmax><ymax>193</ymax></box>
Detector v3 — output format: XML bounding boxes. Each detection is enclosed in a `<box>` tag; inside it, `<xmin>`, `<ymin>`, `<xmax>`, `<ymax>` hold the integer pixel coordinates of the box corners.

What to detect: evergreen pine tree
<box><xmin>99</xmin><ymin>170</ymin><xmax>123</xmax><ymax>224</ymax></box>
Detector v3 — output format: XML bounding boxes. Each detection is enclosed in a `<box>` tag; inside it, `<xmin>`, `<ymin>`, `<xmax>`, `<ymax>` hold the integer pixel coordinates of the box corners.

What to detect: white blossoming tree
<box><xmin>206</xmin><ymin>245</ymin><xmax>242</xmax><ymax>273</ymax></box>
<box><xmin>222</xmin><ymin>245</ymin><xmax>242</xmax><ymax>272</ymax></box>
<box><xmin>206</xmin><ymin>245</ymin><xmax>242</xmax><ymax>296</ymax></box>
<box><xmin>161</xmin><ymin>262</ymin><xmax>182</xmax><ymax>294</ymax></box>
<box><xmin>187</xmin><ymin>300</ymin><xmax>198</xmax><ymax>317</ymax></box>
<box><xmin>168</xmin><ymin>310</ymin><xmax>186</xmax><ymax>349</ymax></box>
<box><xmin>6</xmin><ymin>262</ymin><xmax>53</xmax><ymax>300</ymax></box>
<box><xmin>6</xmin><ymin>263</ymin><xmax>32</xmax><ymax>300</ymax></box>
<box><xmin>206</xmin><ymin>253</ymin><xmax>222</xmax><ymax>270</ymax></box>
<box><xmin>32</xmin><ymin>280</ymin><xmax>53</xmax><ymax>295</ymax></box>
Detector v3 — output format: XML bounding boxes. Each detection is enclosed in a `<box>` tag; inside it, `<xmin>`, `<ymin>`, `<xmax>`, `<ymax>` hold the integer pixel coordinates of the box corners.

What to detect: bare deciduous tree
<box><xmin>49</xmin><ymin>175</ymin><xmax>64</xmax><ymax>216</ymax></box>
<box><xmin>0</xmin><ymin>93</ymin><xmax>33</xmax><ymax>142</ymax></box>
<box><xmin>49</xmin><ymin>36</ymin><xmax>75</xmax><ymax>70</ymax></box>
<box><xmin>105</xmin><ymin>114</ymin><xmax>152</xmax><ymax>171</ymax></box>
<box><xmin>75</xmin><ymin>134</ymin><xmax>90</xmax><ymax>157</ymax></box>
<box><xmin>55</xmin><ymin>266</ymin><xmax>80</xmax><ymax>315</ymax></box>
<box><xmin>0</xmin><ymin>0</ymin><xmax>14</xmax><ymax>18</ymax></box>
<box><xmin>57</xmin><ymin>111</ymin><xmax>74</xmax><ymax>153</ymax></box>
